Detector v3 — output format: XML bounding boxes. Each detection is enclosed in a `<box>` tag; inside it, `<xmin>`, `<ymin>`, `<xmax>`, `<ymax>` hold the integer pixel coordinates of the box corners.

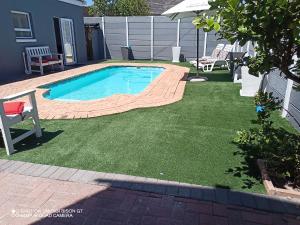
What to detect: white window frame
<box><xmin>11</xmin><ymin>10</ymin><xmax>34</xmax><ymax>40</ymax></box>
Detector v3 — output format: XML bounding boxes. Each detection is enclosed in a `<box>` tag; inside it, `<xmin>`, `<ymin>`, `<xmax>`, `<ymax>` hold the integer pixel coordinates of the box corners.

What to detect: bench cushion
<box><xmin>3</xmin><ymin>102</ymin><xmax>25</xmax><ymax>115</ymax></box>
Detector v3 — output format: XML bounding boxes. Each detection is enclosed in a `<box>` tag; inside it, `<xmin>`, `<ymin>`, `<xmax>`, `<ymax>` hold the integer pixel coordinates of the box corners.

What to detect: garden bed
<box><xmin>257</xmin><ymin>159</ymin><xmax>300</xmax><ymax>199</ymax></box>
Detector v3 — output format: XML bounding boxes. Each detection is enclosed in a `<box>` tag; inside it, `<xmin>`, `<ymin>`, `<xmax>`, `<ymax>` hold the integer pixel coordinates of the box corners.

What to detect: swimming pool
<box><xmin>43</xmin><ymin>66</ymin><xmax>165</xmax><ymax>101</ymax></box>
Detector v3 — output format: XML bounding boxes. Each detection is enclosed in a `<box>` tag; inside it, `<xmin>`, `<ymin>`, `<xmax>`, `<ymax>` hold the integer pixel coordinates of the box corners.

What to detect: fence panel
<box><xmin>153</xmin><ymin>16</ymin><xmax>177</xmax><ymax>60</ymax></box>
<box><xmin>104</xmin><ymin>17</ymin><xmax>127</xmax><ymax>59</ymax></box>
<box><xmin>128</xmin><ymin>17</ymin><xmax>151</xmax><ymax>60</ymax></box>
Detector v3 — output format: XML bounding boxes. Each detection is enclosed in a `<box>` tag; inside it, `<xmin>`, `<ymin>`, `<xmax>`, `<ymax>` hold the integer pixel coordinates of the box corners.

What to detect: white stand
<box><xmin>240</xmin><ymin>66</ymin><xmax>262</xmax><ymax>97</ymax></box>
<box><xmin>172</xmin><ymin>47</ymin><xmax>181</xmax><ymax>63</ymax></box>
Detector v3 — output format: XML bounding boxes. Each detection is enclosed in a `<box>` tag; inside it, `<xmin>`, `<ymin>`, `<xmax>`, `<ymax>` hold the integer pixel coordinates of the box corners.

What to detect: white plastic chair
<box><xmin>0</xmin><ymin>90</ymin><xmax>42</xmax><ymax>155</ymax></box>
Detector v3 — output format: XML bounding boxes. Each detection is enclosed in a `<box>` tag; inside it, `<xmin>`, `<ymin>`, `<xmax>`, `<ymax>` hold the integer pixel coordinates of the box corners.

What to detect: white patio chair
<box><xmin>196</xmin><ymin>44</ymin><xmax>234</xmax><ymax>72</ymax></box>
<box><xmin>0</xmin><ymin>90</ymin><xmax>42</xmax><ymax>155</ymax></box>
<box><xmin>189</xmin><ymin>43</ymin><xmax>225</xmax><ymax>65</ymax></box>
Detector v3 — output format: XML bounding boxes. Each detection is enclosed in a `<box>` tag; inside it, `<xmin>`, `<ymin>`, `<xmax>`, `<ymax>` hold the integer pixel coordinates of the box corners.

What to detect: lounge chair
<box><xmin>189</xmin><ymin>43</ymin><xmax>225</xmax><ymax>65</ymax></box>
<box><xmin>0</xmin><ymin>90</ymin><xmax>42</xmax><ymax>155</ymax></box>
<box><xmin>196</xmin><ymin>44</ymin><xmax>234</xmax><ymax>72</ymax></box>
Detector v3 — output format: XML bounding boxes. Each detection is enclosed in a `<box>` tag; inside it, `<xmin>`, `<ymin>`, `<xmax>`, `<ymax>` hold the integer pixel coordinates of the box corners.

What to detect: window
<box><xmin>11</xmin><ymin>11</ymin><xmax>33</xmax><ymax>39</ymax></box>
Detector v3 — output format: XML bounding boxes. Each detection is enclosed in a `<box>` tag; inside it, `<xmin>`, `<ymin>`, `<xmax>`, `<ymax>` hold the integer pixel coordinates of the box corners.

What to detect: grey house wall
<box><xmin>263</xmin><ymin>70</ymin><xmax>300</xmax><ymax>131</ymax></box>
<box><xmin>84</xmin><ymin>16</ymin><xmax>223</xmax><ymax>61</ymax></box>
<box><xmin>0</xmin><ymin>0</ymin><xmax>87</xmax><ymax>83</ymax></box>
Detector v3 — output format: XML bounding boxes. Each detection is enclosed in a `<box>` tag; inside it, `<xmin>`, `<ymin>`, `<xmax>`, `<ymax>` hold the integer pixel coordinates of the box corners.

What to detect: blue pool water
<box><xmin>43</xmin><ymin>66</ymin><xmax>165</xmax><ymax>101</ymax></box>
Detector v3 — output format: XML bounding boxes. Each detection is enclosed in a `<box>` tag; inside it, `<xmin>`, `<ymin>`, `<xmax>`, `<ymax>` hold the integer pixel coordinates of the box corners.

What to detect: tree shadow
<box><xmin>0</xmin><ymin>128</ymin><xmax>63</xmax><ymax>154</ymax></box>
<box><xmin>225</xmin><ymin>140</ymin><xmax>263</xmax><ymax>190</ymax></box>
<box><xmin>228</xmin><ymin>126</ymin><xmax>300</xmax><ymax>190</ymax></box>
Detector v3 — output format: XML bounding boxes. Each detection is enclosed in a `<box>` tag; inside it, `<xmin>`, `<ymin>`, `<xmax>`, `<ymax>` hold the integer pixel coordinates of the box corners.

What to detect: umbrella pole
<box><xmin>197</xmin><ymin>28</ymin><xmax>199</xmax><ymax>75</ymax></box>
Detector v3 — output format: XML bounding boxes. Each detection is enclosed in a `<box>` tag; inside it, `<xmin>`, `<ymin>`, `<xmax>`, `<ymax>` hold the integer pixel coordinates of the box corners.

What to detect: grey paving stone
<box><xmin>4</xmin><ymin>161</ymin><xmax>25</xmax><ymax>173</ymax></box>
<box><xmin>22</xmin><ymin>164</ymin><xmax>43</xmax><ymax>176</ymax></box>
<box><xmin>165</xmin><ymin>185</ymin><xmax>179</xmax><ymax>196</ymax></box>
<box><xmin>190</xmin><ymin>188</ymin><xmax>203</xmax><ymax>200</ymax></box>
<box><xmin>0</xmin><ymin>160</ymin><xmax>15</xmax><ymax>171</ymax></box>
<box><xmin>202</xmin><ymin>187</ymin><xmax>216</xmax><ymax>201</ymax></box>
<box><xmin>69</xmin><ymin>170</ymin><xmax>97</xmax><ymax>184</ymax></box>
<box><xmin>113</xmin><ymin>173</ymin><xmax>135</xmax><ymax>182</ymax></box>
<box><xmin>240</xmin><ymin>193</ymin><xmax>257</xmax><ymax>208</ymax></box>
<box><xmin>228</xmin><ymin>191</ymin><xmax>242</xmax><ymax>206</ymax></box>
<box><xmin>68</xmin><ymin>169</ymin><xmax>86</xmax><ymax>182</ymax></box>
<box><xmin>14</xmin><ymin>162</ymin><xmax>35</xmax><ymax>174</ymax></box>
<box><xmin>58</xmin><ymin>168</ymin><xmax>78</xmax><ymax>181</ymax></box>
<box><xmin>178</xmin><ymin>186</ymin><xmax>191</xmax><ymax>198</ymax></box>
<box><xmin>139</xmin><ymin>183</ymin><xmax>156</xmax><ymax>192</ymax></box>
<box><xmin>130</xmin><ymin>182</ymin><xmax>145</xmax><ymax>192</ymax></box>
<box><xmin>282</xmin><ymin>202</ymin><xmax>300</xmax><ymax>216</ymax></box>
<box><xmin>48</xmin><ymin>167</ymin><xmax>69</xmax><ymax>179</ymax></box>
<box><xmin>39</xmin><ymin>166</ymin><xmax>59</xmax><ymax>178</ymax></box>
<box><xmin>81</xmin><ymin>171</ymin><xmax>99</xmax><ymax>183</ymax></box>
<box><xmin>111</xmin><ymin>180</ymin><xmax>133</xmax><ymax>189</ymax></box>
<box><xmin>267</xmin><ymin>198</ymin><xmax>287</xmax><ymax>214</ymax></box>
<box><xmin>30</xmin><ymin>165</ymin><xmax>51</xmax><ymax>177</ymax></box>
<box><xmin>0</xmin><ymin>159</ymin><xmax>9</xmax><ymax>167</ymax></box>
<box><xmin>88</xmin><ymin>172</ymin><xmax>108</xmax><ymax>185</ymax></box>
<box><xmin>254</xmin><ymin>195</ymin><xmax>270</xmax><ymax>211</ymax></box>
<box><xmin>215</xmin><ymin>188</ymin><xmax>229</xmax><ymax>204</ymax></box>
<box><xmin>147</xmin><ymin>185</ymin><xmax>166</xmax><ymax>195</ymax></box>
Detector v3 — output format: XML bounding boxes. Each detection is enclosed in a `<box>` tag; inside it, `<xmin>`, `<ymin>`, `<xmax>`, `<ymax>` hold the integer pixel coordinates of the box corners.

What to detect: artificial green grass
<box><xmin>0</xmin><ymin>61</ymin><xmax>295</xmax><ymax>193</ymax></box>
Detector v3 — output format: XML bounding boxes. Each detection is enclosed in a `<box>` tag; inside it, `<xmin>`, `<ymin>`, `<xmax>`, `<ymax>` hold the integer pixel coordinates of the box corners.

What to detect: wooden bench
<box><xmin>24</xmin><ymin>46</ymin><xmax>64</xmax><ymax>75</ymax></box>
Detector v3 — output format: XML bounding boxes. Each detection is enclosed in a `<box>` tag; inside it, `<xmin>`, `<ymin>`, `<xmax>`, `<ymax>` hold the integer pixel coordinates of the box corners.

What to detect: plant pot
<box><xmin>257</xmin><ymin>159</ymin><xmax>300</xmax><ymax>199</ymax></box>
<box><xmin>172</xmin><ymin>47</ymin><xmax>181</xmax><ymax>63</ymax></box>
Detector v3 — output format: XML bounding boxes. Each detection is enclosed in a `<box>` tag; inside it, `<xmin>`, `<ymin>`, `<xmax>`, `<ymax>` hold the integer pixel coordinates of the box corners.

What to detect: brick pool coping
<box><xmin>0</xmin><ymin>63</ymin><xmax>189</xmax><ymax>119</ymax></box>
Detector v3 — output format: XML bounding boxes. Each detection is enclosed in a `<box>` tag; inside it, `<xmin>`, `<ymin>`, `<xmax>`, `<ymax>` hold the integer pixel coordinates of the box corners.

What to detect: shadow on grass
<box><xmin>227</xmin><ymin>126</ymin><xmax>300</xmax><ymax>190</ymax></box>
<box><xmin>0</xmin><ymin>128</ymin><xmax>63</xmax><ymax>153</ymax></box>
<box><xmin>187</xmin><ymin>71</ymin><xmax>232</xmax><ymax>82</ymax></box>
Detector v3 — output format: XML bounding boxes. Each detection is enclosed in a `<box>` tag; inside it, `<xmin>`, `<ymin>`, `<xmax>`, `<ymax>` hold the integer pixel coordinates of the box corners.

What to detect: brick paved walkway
<box><xmin>0</xmin><ymin>63</ymin><xmax>189</xmax><ymax>119</ymax></box>
<box><xmin>0</xmin><ymin>160</ymin><xmax>299</xmax><ymax>225</ymax></box>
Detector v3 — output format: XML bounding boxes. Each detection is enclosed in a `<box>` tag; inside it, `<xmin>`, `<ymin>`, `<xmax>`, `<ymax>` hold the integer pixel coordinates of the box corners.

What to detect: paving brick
<box><xmin>40</xmin><ymin>166</ymin><xmax>59</xmax><ymax>178</ymax></box>
<box><xmin>0</xmin><ymin>160</ymin><xmax>299</xmax><ymax>225</ymax></box>
<box><xmin>227</xmin><ymin>191</ymin><xmax>242</xmax><ymax>206</ymax></box>
<box><xmin>199</xmin><ymin>213</ymin><xmax>215</xmax><ymax>225</ymax></box>
<box><xmin>202</xmin><ymin>188</ymin><xmax>216</xmax><ymax>201</ymax></box>
<box><xmin>215</xmin><ymin>216</ymin><xmax>229</xmax><ymax>225</ymax></box>
<box><xmin>22</xmin><ymin>163</ymin><xmax>43</xmax><ymax>176</ymax></box>
<box><xmin>215</xmin><ymin>188</ymin><xmax>229</xmax><ymax>204</ymax></box>
<box><xmin>30</xmin><ymin>164</ymin><xmax>51</xmax><ymax>177</ymax></box>
<box><xmin>126</xmin><ymin>215</ymin><xmax>141</xmax><ymax>225</ymax></box>
<box><xmin>254</xmin><ymin>196</ymin><xmax>271</xmax><ymax>211</ymax></box>
<box><xmin>14</xmin><ymin>162</ymin><xmax>35</xmax><ymax>174</ymax></box>
<box><xmin>178</xmin><ymin>187</ymin><xmax>191</xmax><ymax>198</ymax></box>
<box><xmin>242</xmin><ymin>211</ymin><xmax>273</xmax><ymax>225</ymax></box>
<box><xmin>213</xmin><ymin>203</ymin><xmax>228</xmax><ymax>217</ymax></box>
<box><xmin>4</xmin><ymin>161</ymin><xmax>25</xmax><ymax>173</ymax></box>
<box><xmin>185</xmin><ymin>202</ymin><xmax>213</xmax><ymax>215</ymax></box>
<box><xmin>58</xmin><ymin>168</ymin><xmax>78</xmax><ymax>181</ymax></box>
<box><xmin>240</xmin><ymin>193</ymin><xmax>257</xmax><ymax>209</ymax></box>
<box><xmin>183</xmin><ymin>212</ymin><xmax>199</xmax><ymax>225</ymax></box>
<box><xmin>141</xmin><ymin>216</ymin><xmax>158</xmax><ymax>225</ymax></box>
<box><xmin>48</xmin><ymin>167</ymin><xmax>69</xmax><ymax>179</ymax></box>
<box><xmin>0</xmin><ymin>160</ymin><xmax>16</xmax><ymax>171</ymax></box>
<box><xmin>0</xmin><ymin>159</ymin><xmax>9</xmax><ymax>167</ymax></box>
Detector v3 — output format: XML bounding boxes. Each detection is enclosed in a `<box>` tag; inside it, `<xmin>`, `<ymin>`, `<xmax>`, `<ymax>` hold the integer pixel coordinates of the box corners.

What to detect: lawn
<box><xmin>0</xmin><ymin>61</ymin><xmax>294</xmax><ymax>193</ymax></box>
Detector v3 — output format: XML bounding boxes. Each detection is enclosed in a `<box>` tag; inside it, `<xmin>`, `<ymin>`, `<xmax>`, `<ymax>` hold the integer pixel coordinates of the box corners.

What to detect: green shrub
<box><xmin>234</xmin><ymin>92</ymin><xmax>300</xmax><ymax>188</ymax></box>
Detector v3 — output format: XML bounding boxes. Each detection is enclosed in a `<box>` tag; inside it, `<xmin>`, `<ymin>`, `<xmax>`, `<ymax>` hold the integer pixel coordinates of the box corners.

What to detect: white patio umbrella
<box><xmin>162</xmin><ymin>0</ymin><xmax>211</xmax><ymax>72</ymax></box>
